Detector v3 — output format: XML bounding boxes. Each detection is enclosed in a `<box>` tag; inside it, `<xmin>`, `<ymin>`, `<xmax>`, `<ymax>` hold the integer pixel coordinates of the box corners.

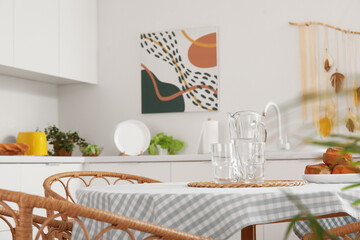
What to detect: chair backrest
<box><xmin>43</xmin><ymin>171</ymin><xmax>161</xmax><ymax>203</ymax></box>
<box><xmin>0</xmin><ymin>188</ymin><xmax>213</xmax><ymax>240</ymax></box>
<box><xmin>302</xmin><ymin>222</ymin><xmax>360</xmax><ymax>240</ymax></box>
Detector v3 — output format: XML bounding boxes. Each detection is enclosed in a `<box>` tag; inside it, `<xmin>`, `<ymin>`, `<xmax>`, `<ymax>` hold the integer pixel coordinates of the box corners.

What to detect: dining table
<box><xmin>72</xmin><ymin>182</ymin><xmax>360</xmax><ymax>240</ymax></box>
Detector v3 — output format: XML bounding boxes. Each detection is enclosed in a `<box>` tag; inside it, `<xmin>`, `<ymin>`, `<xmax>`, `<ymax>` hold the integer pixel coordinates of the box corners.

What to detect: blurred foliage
<box><xmin>149</xmin><ymin>132</ymin><xmax>185</xmax><ymax>155</ymax></box>
<box><xmin>285</xmin><ymin>133</ymin><xmax>360</xmax><ymax>239</ymax></box>
<box><xmin>284</xmin><ymin>191</ymin><xmax>339</xmax><ymax>240</ymax></box>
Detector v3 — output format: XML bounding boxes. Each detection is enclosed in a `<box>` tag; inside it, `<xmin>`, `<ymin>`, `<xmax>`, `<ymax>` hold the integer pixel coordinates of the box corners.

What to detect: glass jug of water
<box><xmin>228</xmin><ymin>111</ymin><xmax>266</xmax><ymax>142</ymax></box>
<box><xmin>228</xmin><ymin>111</ymin><xmax>266</xmax><ymax>182</ymax></box>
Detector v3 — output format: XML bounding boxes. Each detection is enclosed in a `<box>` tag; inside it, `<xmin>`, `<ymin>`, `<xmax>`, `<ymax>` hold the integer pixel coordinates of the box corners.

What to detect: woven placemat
<box><xmin>187</xmin><ymin>180</ymin><xmax>308</xmax><ymax>188</ymax></box>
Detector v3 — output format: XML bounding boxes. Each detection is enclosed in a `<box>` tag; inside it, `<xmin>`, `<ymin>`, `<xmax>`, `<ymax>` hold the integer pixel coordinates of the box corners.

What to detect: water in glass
<box><xmin>211</xmin><ymin>143</ymin><xmax>237</xmax><ymax>183</ymax></box>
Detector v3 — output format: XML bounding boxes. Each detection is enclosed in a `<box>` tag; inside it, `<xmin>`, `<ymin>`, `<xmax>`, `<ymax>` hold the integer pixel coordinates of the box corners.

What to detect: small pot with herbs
<box><xmin>148</xmin><ymin>133</ymin><xmax>185</xmax><ymax>155</ymax></box>
<box><xmin>80</xmin><ymin>144</ymin><xmax>102</xmax><ymax>157</ymax></box>
<box><xmin>44</xmin><ymin>125</ymin><xmax>101</xmax><ymax>156</ymax></box>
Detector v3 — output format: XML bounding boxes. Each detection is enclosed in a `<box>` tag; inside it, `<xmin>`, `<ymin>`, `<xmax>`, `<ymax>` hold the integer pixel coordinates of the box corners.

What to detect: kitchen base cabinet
<box><xmin>0</xmin><ymin>163</ymin><xmax>84</xmax><ymax>235</ymax></box>
<box><xmin>171</xmin><ymin>162</ymin><xmax>213</xmax><ymax>182</ymax></box>
<box><xmin>264</xmin><ymin>159</ymin><xmax>316</xmax><ymax>180</ymax></box>
<box><xmin>20</xmin><ymin>163</ymin><xmax>84</xmax><ymax>229</ymax></box>
<box><xmin>264</xmin><ymin>223</ymin><xmax>299</xmax><ymax>240</ymax></box>
<box><xmin>0</xmin><ymin>164</ymin><xmax>21</xmax><ymax>191</ymax></box>
<box><xmin>0</xmin><ymin>164</ymin><xmax>22</xmax><ymax>232</ymax></box>
<box><xmin>20</xmin><ymin>164</ymin><xmax>83</xmax><ymax>196</ymax></box>
<box><xmin>82</xmin><ymin>162</ymin><xmax>171</xmax><ymax>182</ymax></box>
<box><xmin>0</xmin><ymin>229</ymin><xmax>12</xmax><ymax>239</ymax></box>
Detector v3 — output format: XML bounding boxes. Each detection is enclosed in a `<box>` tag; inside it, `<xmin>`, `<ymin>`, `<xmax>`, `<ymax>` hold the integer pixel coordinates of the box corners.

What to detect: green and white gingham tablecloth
<box><xmin>72</xmin><ymin>182</ymin><xmax>360</xmax><ymax>240</ymax></box>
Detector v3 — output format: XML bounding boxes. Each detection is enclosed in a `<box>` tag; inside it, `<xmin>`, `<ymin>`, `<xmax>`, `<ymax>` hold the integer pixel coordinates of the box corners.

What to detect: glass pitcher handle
<box><xmin>258</xmin><ymin>123</ymin><xmax>267</xmax><ymax>143</ymax></box>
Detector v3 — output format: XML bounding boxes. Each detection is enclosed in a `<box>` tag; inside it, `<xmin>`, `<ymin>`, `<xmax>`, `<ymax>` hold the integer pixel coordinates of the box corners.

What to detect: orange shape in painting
<box><xmin>188</xmin><ymin>33</ymin><xmax>217</xmax><ymax>68</ymax></box>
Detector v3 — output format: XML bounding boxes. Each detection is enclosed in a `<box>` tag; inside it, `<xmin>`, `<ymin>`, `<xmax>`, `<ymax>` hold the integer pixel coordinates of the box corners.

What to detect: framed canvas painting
<box><xmin>140</xmin><ymin>27</ymin><xmax>218</xmax><ymax>113</ymax></box>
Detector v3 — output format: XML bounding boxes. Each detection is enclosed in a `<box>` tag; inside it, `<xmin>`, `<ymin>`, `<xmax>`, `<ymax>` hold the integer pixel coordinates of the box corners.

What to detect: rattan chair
<box><xmin>0</xmin><ymin>204</ymin><xmax>72</xmax><ymax>239</ymax></box>
<box><xmin>43</xmin><ymin>171</ymin><xmax>161</xmax><ymax>203</ymax></box>
<box><xmin>0</xmin><ymin>188</ymin><xmax>212</xmax><ymax>240</ymax></box>
<box><xmin>302</xmin><ymin>222</ymin><xmax>360</xmax><ymax>240</ymax></box>
<box><xmin>43</xmin><ymin>171</ymin><xmax>161</xmax><ymax>239</ymax></box>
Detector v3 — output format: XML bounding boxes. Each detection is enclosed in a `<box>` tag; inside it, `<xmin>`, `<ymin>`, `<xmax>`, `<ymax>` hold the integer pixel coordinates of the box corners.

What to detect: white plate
<box><xmin>114</xmin><ymin>120</ymin><xmax>151</xmax><ymax>156</ymax></box>
<box><xmin>302</xmin><ymin>174</ymin><xmax>360</xmax><ymax>184</ymax></box>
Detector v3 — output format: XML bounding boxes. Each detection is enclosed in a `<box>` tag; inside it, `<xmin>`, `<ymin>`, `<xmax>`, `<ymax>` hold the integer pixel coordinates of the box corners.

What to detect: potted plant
<box><xmin>44</xmin><ymin>125</ymin><xmax>86</xmax><ymax>156</ymax></box>
<box><xmin>148</xmin><ymin>133</ymin><xmax>185</xmax><ymax>155</ymax></box>
<box><xmin>80</xmin><ymin>144</ymin><xmax>102</xmax><ymax>156</ymax></box>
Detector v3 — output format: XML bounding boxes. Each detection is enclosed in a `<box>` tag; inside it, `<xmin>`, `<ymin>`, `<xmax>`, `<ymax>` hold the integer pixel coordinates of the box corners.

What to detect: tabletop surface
<box><xmin>77</xmin><ymin>181</ymin><xmax>354</xmax><ymax>194</ymax></box>
<box><xmin>73</xmin><ymin>182</ymin><xmax>360</xmax><ymax>240</ymax></box>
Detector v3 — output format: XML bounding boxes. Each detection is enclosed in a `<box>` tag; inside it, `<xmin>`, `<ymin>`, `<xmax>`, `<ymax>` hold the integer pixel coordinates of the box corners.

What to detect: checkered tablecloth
<box><xmin>72</xmin><ymin>182</ymin><xmax>360</xmax><ymax>240</ymax></box>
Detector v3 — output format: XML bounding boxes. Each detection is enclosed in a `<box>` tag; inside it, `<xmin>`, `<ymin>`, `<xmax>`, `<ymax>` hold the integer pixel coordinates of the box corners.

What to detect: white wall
<box><xmin>0</xmin><ymin>75</ymin><xmax>58</xmax><ymax>142</ymax></box>
<box><xmin>59</xmin><ymin>0</ymin><xmax>360</xmax><ymax>155</ymax></box>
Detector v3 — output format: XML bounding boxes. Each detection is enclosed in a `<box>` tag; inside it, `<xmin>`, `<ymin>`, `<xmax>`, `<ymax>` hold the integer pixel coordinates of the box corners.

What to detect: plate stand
<box><xmin>119</xmin><ymin>151</ymin><xmax>144</xmax><ymax>156</ymax></box>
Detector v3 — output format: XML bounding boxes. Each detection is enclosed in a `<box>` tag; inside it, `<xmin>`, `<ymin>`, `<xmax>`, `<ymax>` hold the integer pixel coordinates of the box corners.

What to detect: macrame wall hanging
<box><xmin>290</xmin><ymin>21</ymin><xmax>360</xmax><ymax>138</ymax></box>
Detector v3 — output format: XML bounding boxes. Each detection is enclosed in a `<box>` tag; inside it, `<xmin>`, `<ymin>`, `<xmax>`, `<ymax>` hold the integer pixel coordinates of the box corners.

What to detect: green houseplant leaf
<box><xmin>80</xmin><ymin>144</ymin><xmax>101</xmax><ymax>156</ymax></box>
<box><xmin>284</xmin><ymin>191</ymin><xmax>340</xmax><ymax>240</ymax></box>
<box><xmin>168</xmin><ymin>139</ymin><xmax>185</xmax><ymax>155</ymax></box>
<box><xmin>148</xmin><ymin>144</ymin><xmax>156</xmax><ymax>155</ymax></box>
<box><xmin>44</xmin><ymin>125</ymin><xmax>96</xmax><ymax>156</ymax></box>
<box><xmin>149</xmin><ymin>133</ymin><xmax>185</xmax><ymax>155</ymax></box>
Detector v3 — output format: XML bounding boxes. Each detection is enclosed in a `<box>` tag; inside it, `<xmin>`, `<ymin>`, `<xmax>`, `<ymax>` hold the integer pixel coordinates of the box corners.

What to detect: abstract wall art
<box><xmin>140</xmin><ymin>27</ymin><xmax>218</xmax><ymax>114</ymax></box>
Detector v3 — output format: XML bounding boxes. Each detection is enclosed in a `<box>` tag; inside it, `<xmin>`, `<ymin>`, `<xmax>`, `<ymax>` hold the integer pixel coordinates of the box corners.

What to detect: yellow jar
<box><xmin>16</xmin><ymin>132</ymin><xmax>48</xmax><ymax>156</ymax></box>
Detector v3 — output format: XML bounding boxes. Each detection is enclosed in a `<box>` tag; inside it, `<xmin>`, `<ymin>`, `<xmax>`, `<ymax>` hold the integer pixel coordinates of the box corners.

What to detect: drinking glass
<box><xmin>234</xmin><ymin>140</ymin><xmax>265</xmax><ymax>183</ymax></box>
<box><xmin>211</xmin><ymin>143</ymin><xmax>237</xmax><ymax>183</ymax></box>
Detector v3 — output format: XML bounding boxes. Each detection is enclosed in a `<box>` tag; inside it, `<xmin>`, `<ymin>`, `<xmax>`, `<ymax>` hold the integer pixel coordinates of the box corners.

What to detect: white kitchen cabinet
<box><xmin>264</xmin><ymin>159</ymin><xmax>315</xmax><ymax>180</ymax></box>
<box><xmin>0</xmin><ymin>164</ymin><xmax>21</xmax><ymax>232</ymax></box>
<box><xmin>264</xmin><ymin>222</ymin><xmax>299</xmax><ymax>240</ymax></box>
<box><xmin>14</xmin><ymin>0</ymin><xmax>59</xmax><ymax>76</ymax></box>
<box><xmin>0</xmin><ymin>0</ymin><xmax>13</xmax><ymax>66</ymax></box>
<box><xmin>83</xmin><ymin>162</ymin><xmax>171</xmax><ymax>182</ymax></box>
<box><xmin>0</xmin><ymin>0</ymin><xmax>97</xmax><ymax>84</ymax></box>
<box><xmin>0</xmin><ymin>230</ymin><xmax>12</xmax><ymax>239</ymax></box>
<box><xmin>59</xmin><ymin>0</ymin><xmax>97</xmax><ymax>84</ymax></box>
<box><xmin>0</xmin><ymin>164</ymin><xmax>21</xmax><ymax>191</ymax></box>
<box><xmin>171</xmin><ymin>162</ymin><xmax>213</xmax><ymax>182</ymax></box>
<box><xmin>19</xmin><ymin>163</ymin><xmax>83</xmax><ymax>196</ymax></box>
<box><xmin>0</xmin><ymin>163</ymin><xmax>83</xmax><ymax>234</ymax></box>
<box><xmin>19</xmin><ymin>163</ymin><xmax>84</xmax><ymax>233</ymax></box>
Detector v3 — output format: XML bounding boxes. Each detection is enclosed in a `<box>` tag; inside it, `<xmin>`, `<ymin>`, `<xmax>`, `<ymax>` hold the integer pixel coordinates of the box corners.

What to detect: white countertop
<box><xmin>0</xmin><ymin>150</ymin><xmax>329</xmax><ymax>164</ymax></box>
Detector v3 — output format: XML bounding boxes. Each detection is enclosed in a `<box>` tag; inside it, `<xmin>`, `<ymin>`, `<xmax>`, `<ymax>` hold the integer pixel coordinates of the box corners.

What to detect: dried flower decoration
<box><xmin>345</xmin><ymin>110</ymin><xmax>358</xmax><ymax>133</ymax></box>
<box><xmin>346</xmin><ymin>118</ymin><xmax>355</xmax><ymax>133</ymax></box>
<box><xmin>323</xmin><ymin>49</ymin><xmax>333</xmax><ymax>72</ymax></box>
<box><xmin>330</xmin><ymin>71</ymin><xmax>345</xmax><ymax>93</ymax></box>
<box><xmin>356</xmin><ymin>87</ymin><xmax>360</xmax><ymax>106</ymax></box>
<box><xmin>324</xmin><ymin>99</ymin><xmax>337</xmax><ymax>120</ymax></box>
<box><xmin>319</xmin><ymin>115</ymin><xmax>332</xmax><ymax>138</ymax></box>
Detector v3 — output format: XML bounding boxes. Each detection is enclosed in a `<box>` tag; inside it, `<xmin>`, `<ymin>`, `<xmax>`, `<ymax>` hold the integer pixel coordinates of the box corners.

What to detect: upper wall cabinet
<box><xmin>14</xmin><ymin>0</ymin><xmax>59</xmax><ymax>76</ymax></box>
<box><xmin>59</xmin><ymin>0</ymin><xmax>97</xmax><ymax>84</ymax></box>
<box><xmin>0</xmin><ymin>0</ymin><xmax>13</xmax><ymax>66</ymax></box>
<box><xmin>0</xmin><ymin>0</ymin><xmax>97</xmax><ymax>85</ymax></box>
